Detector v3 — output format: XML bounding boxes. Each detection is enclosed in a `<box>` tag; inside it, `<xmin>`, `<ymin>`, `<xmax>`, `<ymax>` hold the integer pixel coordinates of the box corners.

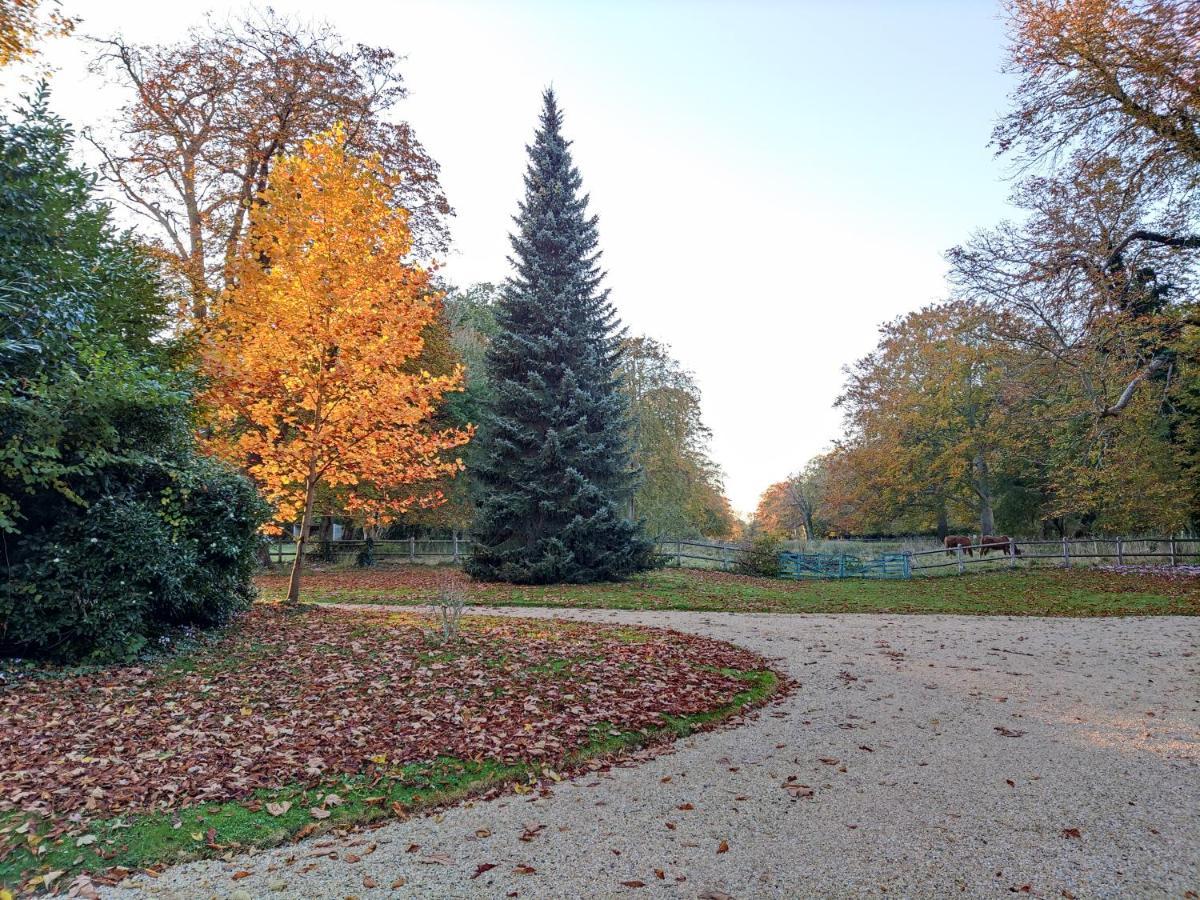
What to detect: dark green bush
<box><xmin>0</xmin><ymin>455</ymin><xmax>266</xmax><ymax>662</ymax></box>
<box><xmin>734</xmin><ymin>533</ymin><xmax>784</xmax><ymax>577</ymax></box>
<box><xmin>0</xmin><ymin>89</ymin><xmax>267</xmax><ymax>662</ymax></box>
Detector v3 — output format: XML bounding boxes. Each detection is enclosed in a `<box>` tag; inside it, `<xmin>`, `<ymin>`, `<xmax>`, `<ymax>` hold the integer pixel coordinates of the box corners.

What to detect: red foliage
<box><xmin>0</xmin><ymin>607</ymin><xmax>769</xmax><ymax>823</ymax></box>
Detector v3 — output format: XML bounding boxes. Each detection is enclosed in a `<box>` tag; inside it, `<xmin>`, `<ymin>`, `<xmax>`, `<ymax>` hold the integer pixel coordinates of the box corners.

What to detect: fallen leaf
<box><xmin>1061</xmin><ymin>828</ymin><xmax>1082</xmax><ymax>839</ymax></box>
<box><xmin>994</xmin><ymin>727</ymin><xmax>1027</xmax><ymax>738</ymax></box>
<box><xmin>266</xmin><ymin>801</ymin><xmax>292</xmax><ymax>817</ymax></box>
<box><xmin>362</xmin><ymin>875</ymin><xmax>377</xmax><ymax>888</ymax></box>
<box><xmin>473</xmin><ymin>863</ymin><xmax>498</xmax><ymax>879</ymax></box>
<box><xmin>66</xmin><ymin>874</ymin><xmax>100</xmax><ymax>900</ymax></box>
<box><xmin>391</xmin><ymin>877</ymin><xmax>407</xmax><ymax>888</ymax></box>
<box><xmin>620</xmin><ymin>881</ymin><xmax>646</xmax><ymax>888</ymax></box>
<box><xmin>515</xmin><ymin>864</ymin><xmax>537</xmax><ymax>875</ymax></box>
<box><xmin>717</xmin><ymin>840</ymin><xmax>729</xmax><ymax>854</ymax></box>
<box><xmin>231</xmin><ymin>871</ymin><xmax>253</xmax><ymax>881</ymax></box>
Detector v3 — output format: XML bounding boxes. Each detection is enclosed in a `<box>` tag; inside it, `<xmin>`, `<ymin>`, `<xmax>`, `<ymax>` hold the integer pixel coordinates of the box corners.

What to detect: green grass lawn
<box><xmin>259</xmin><ymin>566</ymin><xmax>1200</xmax><ymax>617</ymax></box>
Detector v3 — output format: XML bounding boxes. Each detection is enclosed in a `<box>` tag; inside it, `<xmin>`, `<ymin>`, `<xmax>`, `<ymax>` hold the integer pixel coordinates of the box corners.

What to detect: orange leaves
<box><xmin>199</xmin><ymin>127</ymin><xmax>472</xmax><ymax>532</ymax></box>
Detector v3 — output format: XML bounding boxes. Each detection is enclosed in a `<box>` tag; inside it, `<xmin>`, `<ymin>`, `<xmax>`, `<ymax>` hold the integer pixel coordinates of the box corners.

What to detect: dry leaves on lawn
<box><xmin>0</xmin><ymin>606</ymin><xmax>768</xmax><ymax>832</ymax></box>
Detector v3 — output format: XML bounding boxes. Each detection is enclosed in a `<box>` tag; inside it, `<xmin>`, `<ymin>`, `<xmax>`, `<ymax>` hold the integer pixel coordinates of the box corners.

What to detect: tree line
<box><xmin>756</xmin><ymin>0</ymin><xmax>1198</xmax><ymax>540</ymax></box>
<box><xmin>2</xmin><ymin>4</ymin><xmax>736</xmax><ymax>657</ymax></box>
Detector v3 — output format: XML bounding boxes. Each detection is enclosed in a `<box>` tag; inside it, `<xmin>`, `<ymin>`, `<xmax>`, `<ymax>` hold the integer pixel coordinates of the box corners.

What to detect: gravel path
<box><xmin>106</xmin><ymin>609</ymin><xmax>1199</xmax><ymax>899</ymax></box>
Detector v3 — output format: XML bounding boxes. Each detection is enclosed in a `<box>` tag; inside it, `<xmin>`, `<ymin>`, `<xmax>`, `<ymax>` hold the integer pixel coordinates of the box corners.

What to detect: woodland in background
<box><xmin>73</xmin><ymin>8</ymin><xmax>737</xmax><ymax>557</ymax></box>
<box><xmin>756</xmin><ymin>0</ymin><xmax>1199</xmax><ymax>540</ymax></box>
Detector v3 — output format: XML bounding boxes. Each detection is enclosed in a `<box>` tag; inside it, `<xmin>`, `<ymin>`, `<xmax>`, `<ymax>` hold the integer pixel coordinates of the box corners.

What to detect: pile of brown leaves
<box><xmin>0</xmin><ymin>607</ymin><xmax>767</xmax><ymax>823</ymax></box>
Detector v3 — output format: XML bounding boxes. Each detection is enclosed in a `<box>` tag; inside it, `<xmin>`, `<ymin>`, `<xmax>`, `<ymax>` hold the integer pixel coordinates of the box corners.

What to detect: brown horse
<box><xmin>980</xmin><ymin>534</ymin><xmax>1022</xmax><ymax>556</ymax></box>
<box><xmin>944</xmin><ymin>535</ymin><xmax>974</xmax><ymax>556</ymax></box>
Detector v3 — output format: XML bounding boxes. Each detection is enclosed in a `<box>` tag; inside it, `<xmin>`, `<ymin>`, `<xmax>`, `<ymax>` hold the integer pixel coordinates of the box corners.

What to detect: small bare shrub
<box><xmin>427</xmin><ymin>583</ymin><xmax>467</xmax><ymax>644</ymax></box>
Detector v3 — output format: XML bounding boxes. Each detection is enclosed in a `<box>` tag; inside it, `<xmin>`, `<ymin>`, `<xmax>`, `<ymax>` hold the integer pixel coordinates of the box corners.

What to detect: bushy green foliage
<box><xmin>734</xmin><ymin>533</ymin><xmax>784</xmax><ymax>578</ymax></box>
<box><xmin>2</xmin><ymin>457</ymin><xmax>264</xmax><ymax>660</ymax></box>
<box><xmin>0</xmin><ymin>87</ymin><xmax>266</xmax><ymax>661</ymax></box>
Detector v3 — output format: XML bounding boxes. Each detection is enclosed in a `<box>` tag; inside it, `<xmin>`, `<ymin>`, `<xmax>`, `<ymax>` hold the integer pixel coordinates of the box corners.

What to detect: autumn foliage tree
<box><xmin>201</xmin><ymin>127</ymin><xmax>471</xmax><ymax>602</ymax></box>
<box><xmin>90</xmin><ymin>10</ymin><xmax>449</xmax><ymax>321</ymax></box>
<box><xmin>754</xmin><ymin>457</ymin><xmax>830</xmax><ymax>541</ymax></box>
<box><xmin>0</xmin><ymin>0</ymin><xmax>72</xmax><ymax>67</ymax></box>
<box><xmin>947</xmin><ymin>0</ymin><xmax>1199</xmax><ymax>528</ymax></box>
<box><xmin>621</xmin><ymin>336</ymin><xmax>735</xmax><ymax>538</ymax></box>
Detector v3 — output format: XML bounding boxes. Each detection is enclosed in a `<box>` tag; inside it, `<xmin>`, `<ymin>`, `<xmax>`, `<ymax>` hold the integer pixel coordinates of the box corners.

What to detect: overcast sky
<box><xmin>5</xmin><ymin>0</ymin><xmax>1018</xmax><ymax>515</ymax></box>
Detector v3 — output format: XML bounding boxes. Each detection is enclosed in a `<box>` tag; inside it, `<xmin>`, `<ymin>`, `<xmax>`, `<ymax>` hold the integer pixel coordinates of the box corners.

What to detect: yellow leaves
<box><xmin>199</xmin><ymin>126</ymin><xmax>471</xmax><ymax>532</ymax></box>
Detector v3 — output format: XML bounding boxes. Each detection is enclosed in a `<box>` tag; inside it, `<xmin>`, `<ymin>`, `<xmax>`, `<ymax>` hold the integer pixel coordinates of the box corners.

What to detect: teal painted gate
<box><xmin>778</xmin><ymin>551</ymin><xmax>911</xmax><ymax>580</ymax></box>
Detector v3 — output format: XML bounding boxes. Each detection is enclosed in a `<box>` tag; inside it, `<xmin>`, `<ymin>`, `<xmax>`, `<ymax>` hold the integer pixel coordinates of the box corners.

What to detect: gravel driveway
<box><xmin>107</xmin><ymin>609</ymin><xmax>1199</xmax><ymax>899</ymax></box>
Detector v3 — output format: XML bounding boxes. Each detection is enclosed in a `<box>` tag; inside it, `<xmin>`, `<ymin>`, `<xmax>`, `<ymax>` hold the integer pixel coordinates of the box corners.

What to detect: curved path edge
<box><xmin>104</xmin><ymin>607</ymin><xmax>1199</xmax><ymax>899</ymax></box>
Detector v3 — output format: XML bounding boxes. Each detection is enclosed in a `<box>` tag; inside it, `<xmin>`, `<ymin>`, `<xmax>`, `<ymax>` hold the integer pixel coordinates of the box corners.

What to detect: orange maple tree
<box><xmin>201</xmin><ymin>126</ymin><xmax>471</xmax><ymax>602</ymax></box>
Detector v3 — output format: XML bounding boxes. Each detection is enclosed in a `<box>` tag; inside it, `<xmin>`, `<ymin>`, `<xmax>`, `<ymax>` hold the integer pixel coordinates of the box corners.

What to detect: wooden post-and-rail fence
<box><xmin>264</xmin><ymin>535</ymin><xmax>1199</xmax><ymax>577</ymax></box>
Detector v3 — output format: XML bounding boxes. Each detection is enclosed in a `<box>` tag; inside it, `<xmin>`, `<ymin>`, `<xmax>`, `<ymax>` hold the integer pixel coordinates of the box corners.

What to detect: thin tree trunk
<box><xmin>286</xmin><ymin>476</ymin><xmax>318</xmax><ymax>605</ymax></box>
<box><xmin>975</xmin><ymin>452</ymin><xmax>995</xmax><ymax>536</ymax></box>
<box><xmin>181</xmin><ymin>153</ymin><xmax>209</xmax><ymax>322</ymax></box>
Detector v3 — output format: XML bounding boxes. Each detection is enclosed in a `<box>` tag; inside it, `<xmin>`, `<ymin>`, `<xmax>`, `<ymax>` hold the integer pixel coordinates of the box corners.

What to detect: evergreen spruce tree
<box><xmin>466</xmin><ymin>90</ymin><xmax>655</xmax><ymax>583</ymax></box>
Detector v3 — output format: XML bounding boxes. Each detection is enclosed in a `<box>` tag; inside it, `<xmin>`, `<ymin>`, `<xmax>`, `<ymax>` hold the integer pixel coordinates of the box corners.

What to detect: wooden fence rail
<box><xmin>264</xmin><ymin>535</ymin><xmax>1199</xmax><ymax>577</ymax></box>
<box><xmin>906</xmin><ymin>537</ymin><xmax>1199</xmax><ymax>575</ymax></box>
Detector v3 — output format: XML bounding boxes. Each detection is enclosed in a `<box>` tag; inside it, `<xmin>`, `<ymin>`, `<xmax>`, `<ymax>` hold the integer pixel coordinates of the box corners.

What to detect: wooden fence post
<box><xmin>1170</xmin><ymin>537</ymin><xmax>1177</xmax><ymax>567</ymax></box>
<box><xmin>1008</xmin><ymin>539</ymin><xmax>1016</xmax><ymax>568</ymax></box>
<box><xmin>955</xmin><ymin>545</ymin><xmax>964</xmax><ymax>575</ymax></box>
<box><xmin>676</xmin><ymin>539</ymin><xmax>682</xmax><ymax>568</ymax></box>
<box><xmin>1062</xmin><ymin>537</ymin><xmax>1070</xmax><ymax>568</ymax></box>
<box><xmin>452</xmin><ymin>531</ymin><xmax>460</xmax><ymax>563</ymax></box>
<box><xmin>409</xmin><ymin>535</ymin><xmax>416</xmax><ymax>562</ymax></box>
<box><xmin>1116</xmin><ymin>538</ymin><xmax>1123</xmax><ymax>566</ymax></box>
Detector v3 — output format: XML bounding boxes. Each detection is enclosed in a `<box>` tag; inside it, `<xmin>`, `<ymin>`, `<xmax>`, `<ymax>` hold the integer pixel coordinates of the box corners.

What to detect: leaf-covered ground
<box><xmin>0</xmin><ymin>606</ymin><xmax>776</xmax><ymax>893</ymax></box>
<box><xmin>259</xmin><ymin>565</ymin><xmax>1200</xmax><ymax>617</ymax></box>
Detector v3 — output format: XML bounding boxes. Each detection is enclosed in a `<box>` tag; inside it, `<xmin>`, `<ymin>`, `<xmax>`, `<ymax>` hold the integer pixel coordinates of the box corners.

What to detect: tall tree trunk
<box><xmin>286</xmin><ymin>476</ymin><xmax>318</xmax><ymax>605</ymax></box>
<box><xmin>974</xmin><ymin>452</ymin><xmax>995</xmax><ymax>536</ymax></box>
<box><xmin>802</xmin><ymin>509</ymin><xmax>815</xmax><ymax>543</ymax></box>
<box><xmin>181</xmin><ymin>153</ymin><xmax>209</xmax><ymax>322</ymax></box>
<box><xmin>936</xmin><ymin>499</ymin><xmax>949</xmax><ymax>541</ymax></box>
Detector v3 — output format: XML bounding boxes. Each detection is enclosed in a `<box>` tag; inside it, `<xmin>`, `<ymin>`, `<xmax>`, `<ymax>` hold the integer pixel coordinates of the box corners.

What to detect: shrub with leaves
<box><xmin>0</xmin><ymin>88</ymin><xmax>265</xmax><ymax>661</ymax></box>
<box><xmin>734</xmin><ymin>533</ymin><xmax>784</xmax><ymax>578</ymax></box>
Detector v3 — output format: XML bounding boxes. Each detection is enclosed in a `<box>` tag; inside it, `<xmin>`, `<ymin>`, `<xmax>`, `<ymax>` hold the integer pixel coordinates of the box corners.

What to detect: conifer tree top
<box><xmin>466</xmin><ymin>87</ymin><xmax>654</xmax><ymax>584</ymax></box>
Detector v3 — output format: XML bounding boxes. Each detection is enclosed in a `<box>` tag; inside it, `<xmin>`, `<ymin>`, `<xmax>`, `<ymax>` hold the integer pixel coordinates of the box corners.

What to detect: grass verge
<box><xmin>0</xmin><ymin>666</ymin><xmax>778</xmax><ymax>892</ymax></box>
<box><xmin>270</xmin><ymin>567</ymin><xmax>1200</xmax><ymax>617</ymax></box>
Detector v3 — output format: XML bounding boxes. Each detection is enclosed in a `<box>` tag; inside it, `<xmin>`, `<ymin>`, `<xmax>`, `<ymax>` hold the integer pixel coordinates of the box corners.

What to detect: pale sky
<box><xmin>5</xmin><ymin>0</ymin><xmax>1017</xmax><ymax>515</ymax></box>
